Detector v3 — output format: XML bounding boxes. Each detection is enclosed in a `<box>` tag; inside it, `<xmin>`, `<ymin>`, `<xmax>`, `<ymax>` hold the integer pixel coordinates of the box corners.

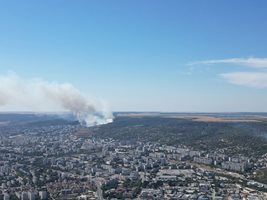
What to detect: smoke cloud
<box><xmin>0</xmin><ymin>73</ymin><xmax>113</xmax><ymax>127</ymax></box>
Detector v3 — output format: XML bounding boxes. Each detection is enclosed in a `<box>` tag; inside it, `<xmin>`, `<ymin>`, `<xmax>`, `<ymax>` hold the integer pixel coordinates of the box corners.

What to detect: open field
<box><xmin>115</xmin><ymin>112</ymin><xmax>266</xmax><ymax>123</ymax></box>
<box><xmin>189</xmin><ymin>116</ymin><xmax>260</xmax><ymax>122</ymax></box>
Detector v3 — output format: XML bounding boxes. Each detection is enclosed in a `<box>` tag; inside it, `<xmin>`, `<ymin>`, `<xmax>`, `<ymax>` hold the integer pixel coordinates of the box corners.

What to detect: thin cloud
<box><xmin>188</xmin><ymin>57</ymin><xmax>267</xmax><ymax>88</ymax></box>
<box><xmin>220</xmin><ymin>72</ymin><xmax>267</xmax><ymax>88</ymax></box>
<box><xmin>189</xmin><ymin>57</ymin><xmax>267</xmax><ymax>68</ymax></box>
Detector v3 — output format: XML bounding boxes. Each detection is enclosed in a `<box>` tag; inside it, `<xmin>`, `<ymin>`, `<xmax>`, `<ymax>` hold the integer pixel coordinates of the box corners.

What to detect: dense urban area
<box><xmin>1</xmin><ymin>113</ymin><xmax>267</xmax><ymax>200</ymax></box>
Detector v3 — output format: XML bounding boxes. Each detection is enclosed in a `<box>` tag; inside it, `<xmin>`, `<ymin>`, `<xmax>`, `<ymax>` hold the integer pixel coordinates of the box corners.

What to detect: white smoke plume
<box><xmin>0</xmin><ymin>73</ymin><xmax>113</xmax><ymax>126</ymax></box>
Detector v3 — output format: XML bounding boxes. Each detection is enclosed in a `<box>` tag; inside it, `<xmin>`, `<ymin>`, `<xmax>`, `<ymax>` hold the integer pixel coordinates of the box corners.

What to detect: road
<box><xmin>95</xmin><ymin>180</ymin><xmax>104</xmax><ymax>200</ymax></box>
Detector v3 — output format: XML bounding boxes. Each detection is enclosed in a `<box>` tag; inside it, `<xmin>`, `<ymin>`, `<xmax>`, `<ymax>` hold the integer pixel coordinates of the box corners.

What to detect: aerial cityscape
<box><xmin>1</xmin><ymin>113</ymin><xmax>267</xmax><ymax>199</ymax></box>
<box><xmin>1</xmin><ymin>0</ymin><xmax>267</xmax><ymax>199</ymax></box>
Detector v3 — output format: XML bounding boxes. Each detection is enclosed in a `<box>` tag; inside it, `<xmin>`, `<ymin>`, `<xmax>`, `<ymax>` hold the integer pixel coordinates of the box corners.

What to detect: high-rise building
<box><xmin>21</xmin><ymin>192</ymin><xmax>28</xmax><ymax>200</ymax></box>
<box><xmin>28</xmin><ymin>192</ymin><xmax>35</xmax><ymax>200</ymax></box>
<box><xmin>39</xmin><ymin>191</ymin><xmax>47</xmax><ymax>200</ymax></box>
<box><xmin>3</xmin><ymin>193</ymin><xmax>10</xmax><ymax>200</ymax></box>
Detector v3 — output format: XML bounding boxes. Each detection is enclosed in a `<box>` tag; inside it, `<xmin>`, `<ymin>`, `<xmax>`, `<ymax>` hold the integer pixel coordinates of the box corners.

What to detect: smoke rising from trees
<box><xmin>0</xmin><ymin>73</ymin><xmax>113</xmax><ymax>126</ymax></box>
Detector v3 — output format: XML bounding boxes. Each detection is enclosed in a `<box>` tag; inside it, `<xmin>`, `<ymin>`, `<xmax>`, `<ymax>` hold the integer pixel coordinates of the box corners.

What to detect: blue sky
<box><xmin>0</xmin><ymin>0</ymin><xmax>267</xmax><ymax>112</ymax></box>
